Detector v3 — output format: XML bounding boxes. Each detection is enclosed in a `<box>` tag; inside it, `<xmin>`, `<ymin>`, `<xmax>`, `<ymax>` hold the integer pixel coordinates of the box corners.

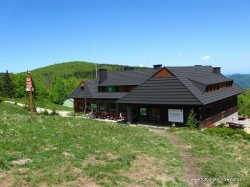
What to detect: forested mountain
<box><xmin>17</xmin><ymin>61</ymin><xmax>124</xmax><ymax>89</ymax></box>
<box><xmin>228</xmin><ymin>74</ymin><xmax>250</xmax><ymax>88</ymax></box>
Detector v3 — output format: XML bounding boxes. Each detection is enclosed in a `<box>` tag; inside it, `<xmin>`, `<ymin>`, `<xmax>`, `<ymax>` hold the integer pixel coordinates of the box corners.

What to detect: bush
<box><xmin>203</xmin><ymin>127</ymin><xmax>250</xmax><ymax>141</ymax></box>
<box><xmin>0</xmin><ymin>98</ymin><xmax>2</xmax><ymax>103</ymax></box>
<box><xmin>186</xmin><ymin>109</ymin><xmax>198</xmax><ymax>129</ymax></box>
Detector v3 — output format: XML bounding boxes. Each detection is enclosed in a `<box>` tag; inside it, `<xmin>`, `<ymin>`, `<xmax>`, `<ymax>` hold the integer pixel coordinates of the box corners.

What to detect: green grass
<box><xmin>171</xmin><ymin>128</ymin><xmax>250</xmax><ymax>187</ymax></box>
<box><xmin>0</xmin><ymin>103</ymin><xmax>184</xmax><ymax>186</ymax></box>
<box><xmin>238</xmin><ymin>88</ymin><xmax>250</xmax><ymax>116</ymax></box>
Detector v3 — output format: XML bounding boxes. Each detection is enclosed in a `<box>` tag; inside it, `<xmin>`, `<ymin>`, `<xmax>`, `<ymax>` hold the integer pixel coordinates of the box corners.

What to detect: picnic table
<box><xmin>227</xmin><ymin>122</ymin><xmax>246</xmax><ymax>130</ymax></box>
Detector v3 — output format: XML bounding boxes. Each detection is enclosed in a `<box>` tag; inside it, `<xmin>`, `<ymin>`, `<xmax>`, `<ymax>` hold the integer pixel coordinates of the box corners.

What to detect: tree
<box><xmin>13</xmin><ymin>74</ymin><xmax>26</xmax><ymax>98</ymax></box>
<box><xmin>2</xmin><ymin>70</ymin><xmax>15</xmax><ymax>98</ymax></box>
<box><xmin>49</xmin><ymin>78</ymin><xmax>68</xmax><ymax>105</ymax></box>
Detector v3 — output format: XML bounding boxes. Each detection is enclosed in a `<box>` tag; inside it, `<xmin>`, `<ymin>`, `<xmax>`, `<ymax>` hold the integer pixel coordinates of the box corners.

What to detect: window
<box><xmin>205</xmin><ymin>81</ymin><xmax>233</xmax><ymax>93</ymax></box>
<box><xmin>105</xmin><ymin>86</ymin><xmax>117</xmax><ymax>92</ymax></box>
<box><xmin>98</xmin><ymin>104</ymin><xmax>105</xmax><ymax>111</ymax></box>
<box><xmin>107</xmin><ymin>103</ymin><xmax>116</xmax><ymax>112</ymax></box>
<box><xmin>140</xmin><ymin>108</ymin><xmax>147</xmax><ymax>116</ymax></box>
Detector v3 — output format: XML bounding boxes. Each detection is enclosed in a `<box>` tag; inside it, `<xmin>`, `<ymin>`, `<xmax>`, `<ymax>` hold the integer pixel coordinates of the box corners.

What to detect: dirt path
<box><xmin>3</xmin><ymin>101</ymin><xmax>71</xmax><ymax>117</ymax></box>
<box><xmin>151</xmin><ymin>129</ymin><xmax>210</xmax><ymax>187</ymax></box>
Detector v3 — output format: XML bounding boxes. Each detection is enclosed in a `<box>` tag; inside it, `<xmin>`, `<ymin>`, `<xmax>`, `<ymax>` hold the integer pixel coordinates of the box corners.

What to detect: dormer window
<box><xmin>205</xmin><ymin>81</ymin><xmax>233</xmax><ymax>93</ymax></box>
<box><xmin>80</xmin><ymin>82</ymin><xmax>85</xmax><ymax>90</ymax></box>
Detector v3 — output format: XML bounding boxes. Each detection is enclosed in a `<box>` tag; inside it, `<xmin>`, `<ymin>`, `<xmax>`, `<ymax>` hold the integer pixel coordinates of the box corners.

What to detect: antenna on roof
<box><xmin>95</xmin><ymin>63</ymin><xmax>97</xmax><ymax>78</ymax></box>
<box><xmin>93</xmin><ymin>44</ymin><xmax>98</xmax><ymax>78</ymax></box>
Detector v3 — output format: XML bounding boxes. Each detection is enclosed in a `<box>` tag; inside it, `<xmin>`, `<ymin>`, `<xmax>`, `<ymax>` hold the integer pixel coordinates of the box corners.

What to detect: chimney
<box><xmin>213</xmin><ymin>67</ymin><xmax>221</xmax><ymax>74</ymax></box>
<box><xmin>124</xmin><ymin>66</ymin><xmax>134</xmax><ymax>71</ymax></box>
<box><xmin>99</xmin><ymin>69</ymin><xmax>107</xmax><ymax>84</ymax></box>
<box><xmin>153</xmin><ymin>64</ymin><xmax>162</xmax><ymax>69</ymax></box>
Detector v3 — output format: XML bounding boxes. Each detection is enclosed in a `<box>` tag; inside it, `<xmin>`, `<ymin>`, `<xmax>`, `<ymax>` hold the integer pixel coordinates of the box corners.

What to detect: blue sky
<box><xmin>0</xmin><ymin>0</ymin><xmax>249</xmax><ymax>74</ymax></box>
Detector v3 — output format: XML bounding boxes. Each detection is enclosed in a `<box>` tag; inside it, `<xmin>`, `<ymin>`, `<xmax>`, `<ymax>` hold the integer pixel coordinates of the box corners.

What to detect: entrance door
<box><xmin>150</xmin><ymin>108</ymin><xmax>160</xmax><ymax>121</ymax></box>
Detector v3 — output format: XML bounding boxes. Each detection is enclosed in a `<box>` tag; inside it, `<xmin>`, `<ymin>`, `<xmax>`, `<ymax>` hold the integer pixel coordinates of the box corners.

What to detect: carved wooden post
<box><xmin>26</xmin><ymin>72</ymin><xmax>34</xmax><ymax>115</ymax></box>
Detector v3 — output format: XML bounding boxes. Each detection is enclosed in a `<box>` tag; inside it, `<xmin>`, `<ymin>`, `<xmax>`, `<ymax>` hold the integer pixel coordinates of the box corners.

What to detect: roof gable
<box><xmin>153</xmin><ymin>67</ymin><xmax>173</xmax><ymax>78</ymax></box>
<box><xmin>79</xmin><ymin>81</ymin><xmax>85</xmax><ymax>88</ymax></box>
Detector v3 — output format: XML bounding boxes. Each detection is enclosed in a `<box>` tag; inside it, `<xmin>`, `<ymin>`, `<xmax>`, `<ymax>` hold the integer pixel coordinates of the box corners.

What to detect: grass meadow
<box><xmin>171</xmin><ymin>128</ymin><xmax>250</xmax><ymax>187</ymax></box>
<box><xmin>1</xmin><ymin>102</ymin><xmax>250</xmax><ymax>187</ymax></box>
<box><xmin>0</xmin><ymin>103</ymin><xmax>184</xmax><ymax>187</ymax></box>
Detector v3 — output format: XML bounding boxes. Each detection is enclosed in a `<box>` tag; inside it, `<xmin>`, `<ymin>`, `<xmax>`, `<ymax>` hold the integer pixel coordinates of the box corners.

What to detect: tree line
<box><xmin>0</xmin><ymin>70</ymin><xmax>71</xmax><ymax>105</ymax></box>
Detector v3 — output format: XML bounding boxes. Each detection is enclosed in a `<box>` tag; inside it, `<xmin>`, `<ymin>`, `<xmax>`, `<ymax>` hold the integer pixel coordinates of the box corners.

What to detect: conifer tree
<box><xmin>0</xmin><ymin>77</ymin><xmax>3</xmax><ymax>97</ymax></box>
<box><xmin>2</xmin><ymin>70</ymin><xmax>15</xmax><ymax>98</ymax></box>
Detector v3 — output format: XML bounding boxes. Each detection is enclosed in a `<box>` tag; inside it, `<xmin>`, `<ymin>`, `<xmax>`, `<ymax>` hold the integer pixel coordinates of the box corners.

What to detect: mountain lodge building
<box><xmin>69</xmin><ymin>65</ymin><xmax>243</xmax><ymax>127</ymax></box>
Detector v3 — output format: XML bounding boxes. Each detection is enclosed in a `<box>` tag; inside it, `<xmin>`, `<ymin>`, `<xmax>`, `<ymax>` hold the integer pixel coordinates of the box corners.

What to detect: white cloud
<box><xmin>138</xmin><ymin>64</ymin><xmax>144</xmax><ymax>67</ymax></box>
<box><xmin>200</xmin><ymin>55</ymin><xmax>211</xmax><ymax>61</ymax></box>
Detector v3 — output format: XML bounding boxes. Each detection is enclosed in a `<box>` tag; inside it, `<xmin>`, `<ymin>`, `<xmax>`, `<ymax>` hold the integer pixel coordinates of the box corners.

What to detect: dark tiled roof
<box><xmin>69</xmin><ymin>80</ymin><xmax>126</xmax><ymax>99</ymax></box>
<box><xmin>118</xmin><ymin>66</ymin><xmax>244</xmax><ymax>105</ymax></box>
<box><xmin>117</xmin><ymin>76</ymin><xmax>201</xmax><ymax>105</ymax></box>
<box><xmin>168</xmin><ymin>66</ymin><xmax>243</xmax><ymax>105</ymax></box>
<box><xmin>69</xmin><ymin>69</ymin><xmax>158</xmax><ymax>99</ymax></box>
<box><xmin>69</xmin><ymin>66</ymin><xmax>244</xmax><ymax>105</ymax></box>
<box><xmin>68</xmin><ymin>80</ymin><xmax>96</xmax><ymax>99</ymax></box>
<box><xmin>92</xmin><ymin>92</ymin><xmax>127</xmax><ymax>99</ymax></box>
<box><xmin>198</xmin><ymin>84</ymin><xmax>243</xmax><ymax>104</ymax></box>
<box><xmin>99</xmin><ymin>69</ymin><xmax>158</xmax><ymax>86</ymax></box>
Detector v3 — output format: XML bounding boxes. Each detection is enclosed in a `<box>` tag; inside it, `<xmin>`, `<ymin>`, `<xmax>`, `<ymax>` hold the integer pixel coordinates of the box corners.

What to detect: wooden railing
<box><xmin>200</xmin><ymin>106</ymin><xmax>237</xmax><ymax>127</ymax></box>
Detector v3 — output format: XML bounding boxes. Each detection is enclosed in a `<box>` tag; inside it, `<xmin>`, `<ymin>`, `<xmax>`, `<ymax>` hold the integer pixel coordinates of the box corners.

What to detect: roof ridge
<box><xmin>118</xmin><ymin>68</ymin><xmax>162</xmax><ymax>100</ymax></box>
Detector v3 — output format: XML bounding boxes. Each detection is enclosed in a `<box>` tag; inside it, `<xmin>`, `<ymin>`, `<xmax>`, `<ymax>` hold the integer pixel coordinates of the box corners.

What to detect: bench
<box><xmin>227</xmin><ymin>122</ymin><xmax>246</xmax><ymax>130</ymax></box>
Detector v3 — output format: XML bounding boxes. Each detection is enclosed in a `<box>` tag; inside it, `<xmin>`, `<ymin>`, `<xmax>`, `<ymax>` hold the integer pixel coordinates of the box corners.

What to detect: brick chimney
<box><xmin>213</xmin><ymin>67</ymin><xmax>221</xmax><ymax>74</ymax></box>
<box><xmin>153</xmin><ymin>64</ymin><xmax>162</xmax><ymax>69</ymax></box>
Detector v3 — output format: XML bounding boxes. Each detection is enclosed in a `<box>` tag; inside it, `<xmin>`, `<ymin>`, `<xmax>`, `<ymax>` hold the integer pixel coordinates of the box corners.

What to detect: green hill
<box><xmin>17</xmin><ymin>61</ymin><xmax>124</xmax><ymax>89</ymax></box>
<box><xmin>20</xmin><ymin>61</ymin><xmax>147</xmax><ymax>89</ymax></box>
<box><xmin>11</xmin><ymin>61</ymin><xmax>148</xmax><ymax>104</ymax></box>
<box><xmin>228</xmin><ymin>74</ymin><xmax>250</xmax><ymax>88</ymax></box>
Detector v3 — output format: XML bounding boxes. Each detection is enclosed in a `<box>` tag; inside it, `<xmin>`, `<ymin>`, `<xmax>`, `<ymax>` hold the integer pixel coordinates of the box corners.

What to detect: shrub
<box><xmin>50</xmin><ymin>109</ymin><xmax>58</xmax><ymax>116</ymax></box>
<box><xmin>42</xmin><ymin>110</ymin><xmax>49</xmax><ymax>115</ymax></box>
<box><xmin>186</xmin><ymin>109</ymin><xmax>198</xmax><ymax>129</ymax></box>
<box><xmin>217</xmin><ymin>122</ymin><xmax>226</xmax><ymax>128</ymax></box>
